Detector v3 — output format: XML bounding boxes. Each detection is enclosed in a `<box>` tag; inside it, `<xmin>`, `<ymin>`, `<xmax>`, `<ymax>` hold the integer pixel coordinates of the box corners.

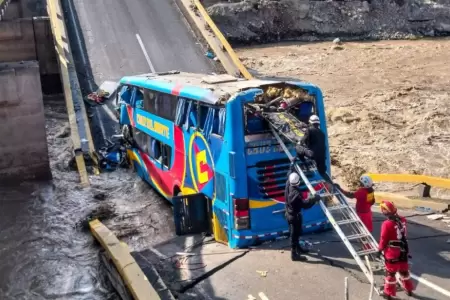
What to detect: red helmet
<box><xmin>380</xmin><ymin>200</ymin><xmax>397</xmax><ymax>216</ymax></box>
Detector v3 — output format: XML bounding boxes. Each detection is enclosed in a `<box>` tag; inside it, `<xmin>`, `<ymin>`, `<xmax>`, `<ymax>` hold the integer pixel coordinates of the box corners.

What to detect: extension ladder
<box><xmin>269</xmin><ymin>125</ymin><xmax>383</xmax><ymax>296</ymax></box>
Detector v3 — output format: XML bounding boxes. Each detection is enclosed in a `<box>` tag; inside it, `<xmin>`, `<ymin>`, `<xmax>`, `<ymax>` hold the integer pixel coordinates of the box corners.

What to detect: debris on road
<box><xmin>258</xmin><ymin>292</ymin><xmax>270</xmax><ymax>300</ymax></box>
<box><xmin>86</xmin><ymin>90</ymin><xmax>110</xmax><ymax>105</ymax></box>
<box><xmin>415</xmin><ymin>206</ymin><xmax>435</xmax><ymax>213</ymax></box>
<box><xmin>205</xmin><ymin>51</ymin><xmax>215</xmax><ymax>59</ymax></box>
<box><xmin>85</xmin><ymin>81</ymin><xmax>119</xmax><ymax>106</ymax></box>
<box><xmin>256</xmin><ymin>270</ymin><xmax>268</xmax><ymax>277</ymax></box>
<box><xmin>427</xmin><ymin>214</ymin><xmax>446</xmax><ymax>221</ymax></box>
<box><xmin>174</xmin><ymin>256</ymin><xmax>206</xmax><ymax>270</ymax></box>
<box><xmin>248</xmin><ymin>293</ymin><xmax>270</xmax><ymax>300</ymax></box>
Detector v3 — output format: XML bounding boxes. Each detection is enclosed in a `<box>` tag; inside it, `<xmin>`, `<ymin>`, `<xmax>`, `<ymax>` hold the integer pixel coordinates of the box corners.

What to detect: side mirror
<box><xmin>136</xmin><ymin>100</ymin><xmax>144</xmax><ymax>109</ymax></box>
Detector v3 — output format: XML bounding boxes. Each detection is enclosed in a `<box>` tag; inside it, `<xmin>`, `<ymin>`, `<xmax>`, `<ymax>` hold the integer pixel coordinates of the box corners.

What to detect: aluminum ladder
<box><xmin>270</xmin><ymin>127</ymin><xmax>383</xmax><ymax>296</ymax></box>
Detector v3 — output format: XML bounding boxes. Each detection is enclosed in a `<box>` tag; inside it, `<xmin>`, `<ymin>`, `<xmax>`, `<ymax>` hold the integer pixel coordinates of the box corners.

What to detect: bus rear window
<box><xmin>245</xmin><ymin>109</ymin><xmax>270</xmax><ymax>135</ymax></box>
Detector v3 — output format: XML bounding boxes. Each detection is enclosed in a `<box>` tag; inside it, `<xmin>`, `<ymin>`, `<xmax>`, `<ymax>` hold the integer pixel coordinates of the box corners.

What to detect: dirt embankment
<box><xmin>203</xmin><ymin>0</ymin><xmax>450</xmax><ymax>44</ymax></box>
<box><xmin>238</xmin><ymin>39</ymin><xmax>450</xmax><ymax>192</ymax></box>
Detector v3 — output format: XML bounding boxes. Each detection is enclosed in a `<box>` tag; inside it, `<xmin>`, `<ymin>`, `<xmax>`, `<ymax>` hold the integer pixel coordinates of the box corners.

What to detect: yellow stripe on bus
<box><xmin>250</xmin><ymin>199</ymin><xmax>278</xmax><ymax>209</ymax></box>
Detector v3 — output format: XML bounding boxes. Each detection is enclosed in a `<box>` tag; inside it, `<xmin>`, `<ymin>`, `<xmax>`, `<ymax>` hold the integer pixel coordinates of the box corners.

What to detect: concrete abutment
<box><xmin>0</xmin><ymin>0</ymin><xmax>61</xmax><ymax>182</ymax></box>
<box><xmin>0</xmin><ymin>61</ymin><xmax>52</xmax><ymax>182</ymax></box>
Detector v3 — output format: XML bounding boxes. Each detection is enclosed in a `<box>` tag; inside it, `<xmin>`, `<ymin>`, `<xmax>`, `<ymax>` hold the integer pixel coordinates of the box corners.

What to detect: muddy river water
<box><xmin>0</xmin><ymin>103</ymin><xmax>175</xmax><ymax>300</ymax></box>
<box><xmin>0</xmin><ymin>174</ymin><xmax>175</xmax><ymax>300</ymax></box>
<box><xmin>0</xmin><ymin>181</ymin><xmax>116</xmax><ymax>300</ymax></box>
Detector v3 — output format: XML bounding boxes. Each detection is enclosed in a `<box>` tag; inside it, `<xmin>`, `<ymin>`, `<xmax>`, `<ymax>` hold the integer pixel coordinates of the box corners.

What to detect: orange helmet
<box><xmin>380</xmin><ymin>200</ymin><xmax>397</xmax><ymax>216</ymax></box>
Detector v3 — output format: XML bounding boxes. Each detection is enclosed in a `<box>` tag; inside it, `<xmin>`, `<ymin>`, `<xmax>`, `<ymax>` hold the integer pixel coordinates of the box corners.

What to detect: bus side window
<box><xmin>158</xmin><ymin>93</ymin><xmax>178</xmax><ymax>121</ymax></box>
<box><xmin>132</xmin><ymin>127</ymin><xmax>149</xmax><ymax>153</ymax></box>
<box><xmin>150</xmin><ymin>138</ymin><xmax>162</xmax><ymax>162</ymax></box>
<box><xmin>161</xmin><ymin>144</ymin><xmax>172</xmax><ymax>169</ymax></box>
<box><xmin>120</xmin><ymin>85</ymin><xmax>133</xmax><ymax>104</ymax></box>
<box><xmin>144</xmin><ymin>90</ymin><xmax>157</xmax><ymax>113</ymax></box>
<box><xmin>133</xmin><ymin>88</ymin><xmax>144</xmax><ymax>108</ymax></box>
<box><xmin>148</xmin><ymin>137</ymin><xmax>172</xmax><ymax>169</ymax></box>
<box><xmin>212</xmin><ymin>108</ymin><xmax>225</xmax><ymax>136</ymax></box>
<box><xmin>198</xmin><ymin>104</ymin><xmax>209</xmax><ymax>131</ymax></box>
<box><xmin>175</xmin><ymin>97</ymin><xmax>189</xmax><ymax>126</ymax></box>
<box><xmin>186</xmin><ymin>101</ymin><xmax>198</xmax><ymax>129</ymax></box>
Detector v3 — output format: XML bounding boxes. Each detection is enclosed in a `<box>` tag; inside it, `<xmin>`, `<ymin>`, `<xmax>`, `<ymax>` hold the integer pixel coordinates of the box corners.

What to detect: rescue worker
<box><xmin>334</xmin><ymin>175</ymin><xmax>375</xmax><ymax>233</ymax></box>
<box><xmin>378</xmin><ymin>200</ymin><xmax>414</xmax><ymax>299</ymax></box>
<box><xmin>299</xmin><ymin>115</ymin><xmax>329</xmax><ymax>181</ymax></box>
<box><xmin>294</xmin><ymin>143</ymin><xmax>314</xmax><ymax>163</ymax></box>
<box><xmin>285</xmin><ymin>172</ymin><xmax>321</xmax><ymax>261</ymax></box>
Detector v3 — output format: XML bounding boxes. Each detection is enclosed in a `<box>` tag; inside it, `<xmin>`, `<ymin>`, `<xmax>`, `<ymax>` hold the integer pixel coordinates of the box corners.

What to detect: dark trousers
<box><xmin>315</xmin><ymin>159</ymin><xmax>331</xmax><ymax>182</ymax></box>
<box><xmin>288</xmin><ymin>214</ymin><xmax>303</xmax><ymax>249</ymax></box>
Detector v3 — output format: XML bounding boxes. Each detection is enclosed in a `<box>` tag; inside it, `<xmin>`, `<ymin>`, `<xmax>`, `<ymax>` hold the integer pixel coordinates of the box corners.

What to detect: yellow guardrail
<box><xmin>48</xmin><ymin>0</ymin><xmax>99</xmax><ymax>186</ymax></box>
<box><xmin>374</xmin><ymin>192</ymin><xmax>449</xmax><ymax>212</ymax></box>
<box><xmin>89</xmin><ymin>219</ymin><xmax>161</xmax><ymax>300</ymax></box>
<box><xmin>367</xmin><ymin>173</ymin><xmax>450</xmax><ymax>190</ymax></box>
<box><xmin>193</xmin><ymin>0</ymin><xmax>253</xmax><ymax>80</ymax></box>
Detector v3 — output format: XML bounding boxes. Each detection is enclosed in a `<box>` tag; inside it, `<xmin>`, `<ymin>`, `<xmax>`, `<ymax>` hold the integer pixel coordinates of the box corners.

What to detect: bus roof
<box><xmin>119</xmin><ymin>71</ymin><xmax>319</xmax><ymax>105</ymax></box>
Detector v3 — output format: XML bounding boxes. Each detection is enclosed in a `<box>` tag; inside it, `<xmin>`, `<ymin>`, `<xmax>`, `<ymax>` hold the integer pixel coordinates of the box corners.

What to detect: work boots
<box><xmin>291</xmin><ymin>247</ymin><xmax>307</xmax><ymax>261</ymax></box>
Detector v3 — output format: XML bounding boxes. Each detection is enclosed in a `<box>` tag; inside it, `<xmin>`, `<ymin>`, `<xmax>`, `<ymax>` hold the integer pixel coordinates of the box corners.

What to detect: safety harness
<box><xmin>384</xmin><ymin>216</ymin><xmax>409</xmax><ymax>263</ymax></box>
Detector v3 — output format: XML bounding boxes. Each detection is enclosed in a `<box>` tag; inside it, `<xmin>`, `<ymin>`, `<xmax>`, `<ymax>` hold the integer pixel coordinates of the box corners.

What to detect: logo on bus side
<box><xmin>188</xmin><ymin>132</ymin><xmax>214</xmax><ymax>193</ymax></box>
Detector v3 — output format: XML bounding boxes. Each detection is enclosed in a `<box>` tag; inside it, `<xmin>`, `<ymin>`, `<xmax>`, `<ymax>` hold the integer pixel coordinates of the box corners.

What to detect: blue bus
<box><xmin>116</xmin><ymin>71</ymin><xmax>331</xmax><ymax>248</ymax></box>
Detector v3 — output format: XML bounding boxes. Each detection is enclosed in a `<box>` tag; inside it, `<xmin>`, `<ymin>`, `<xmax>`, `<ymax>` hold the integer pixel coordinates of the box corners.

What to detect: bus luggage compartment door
<box><xmin>172</xmin><ymin>193</ymin><xmax>212</xmax><ymax>236</ymax></box>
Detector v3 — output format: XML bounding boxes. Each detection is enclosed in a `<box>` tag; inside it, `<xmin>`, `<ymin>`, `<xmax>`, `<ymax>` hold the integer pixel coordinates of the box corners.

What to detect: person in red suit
<box><xmin>335</xmin><ymin>175</ymin><xmax>375</xmax><ymax>233</ymax></box>
<box><xmin>378</xmin><ymin>200</ymin><xmax>415</xmax><ymax>299</ymax></box>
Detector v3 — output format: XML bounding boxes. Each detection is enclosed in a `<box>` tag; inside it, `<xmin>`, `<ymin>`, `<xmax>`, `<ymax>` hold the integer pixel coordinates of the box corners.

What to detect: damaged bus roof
<box><xmin>119</xmin><ymin>71</ymin><xmax>319</xmax><ymax>105</ymax></box>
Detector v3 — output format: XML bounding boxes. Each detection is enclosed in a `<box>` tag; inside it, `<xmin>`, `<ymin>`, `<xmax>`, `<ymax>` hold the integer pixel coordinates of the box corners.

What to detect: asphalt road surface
<box><xmin>63</xmin><ymin>0</ymin><xmax>215</xmax><ymax>148</ymax></box>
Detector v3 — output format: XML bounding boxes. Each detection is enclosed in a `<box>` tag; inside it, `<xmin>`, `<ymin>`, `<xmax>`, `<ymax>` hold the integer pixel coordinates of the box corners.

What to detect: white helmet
<box><xmin>359</xmin><ymin>175</ymin><xmax>373</xmax><ymax>188</ymax></box>
<box><xmin>309</xmin><ymin>115</ymin><xmax>320</xmax><ymax>125</ymax></box>
<box><xmin>289</xmin><ymin>172</ymin><xmax>301</xmax><ymax>186</ymax></box>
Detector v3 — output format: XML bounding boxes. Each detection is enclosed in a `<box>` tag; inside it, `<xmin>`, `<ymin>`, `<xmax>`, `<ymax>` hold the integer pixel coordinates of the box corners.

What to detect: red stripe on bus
<box><xmin>171</xmin><ymin>83</ymin><xmax>183</xmax><ymax>96</ymax></box>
